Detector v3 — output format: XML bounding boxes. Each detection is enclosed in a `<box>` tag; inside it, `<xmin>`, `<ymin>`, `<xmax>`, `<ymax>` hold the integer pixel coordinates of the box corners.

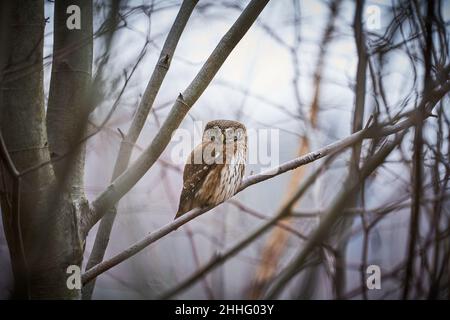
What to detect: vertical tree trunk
<box><xmin>47</xmin><ymin>0</ymin><xmax>92</xmax><ymax>197</ymax></box>
<box><xmin>0</xmin><ymin>0</ymin><xmax>92</xmax><ymax>299</ymax></box>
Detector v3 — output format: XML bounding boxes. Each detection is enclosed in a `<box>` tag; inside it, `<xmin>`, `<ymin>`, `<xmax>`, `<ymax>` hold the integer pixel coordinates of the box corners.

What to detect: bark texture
<box><xmin>0</xmin><ymin>0</ymin><xmax>92</xmax><ymax>299</ymax></box>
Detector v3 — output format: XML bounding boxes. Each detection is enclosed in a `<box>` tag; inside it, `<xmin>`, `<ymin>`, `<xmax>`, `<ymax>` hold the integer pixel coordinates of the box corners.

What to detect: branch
<box><xmin>0</xmin><ymin>131</ymin><xmax>29</xmax><ymax>297</ymax></box>
<box><xmin>264</xmin><ymin>132</ymin><xmax>406</xmax><ymax>299</ymax></box>
<box><xmin>79</xmin><ymin>0</ymin><xmax>271</xmax><ymax>237</ymax></box>
<box><xmin>80</xmin><ymin>47</ymin><xmax>450</xmax><ymax>295</ymax></box>
<box><xmin>403</xmin><ymin>0</ymin><xmax>434</xmax><ymax>299</ymax></box>
<box><xmin>80</xmin><ymin>107</ymin><xmax>433</xmax><ymax>286</ymax></box>
<box><xmin>83</xmin><ymin>150</ymin><xmax>332</xmax><ymax>289</ymax></box>
<box><xmin>262</xmin><ymin>67</ymin><xmax>450</xmax><ymax>299</ymax></box>
<box><xmin>0</xmin><ymin>131</ymin><xmax>19</xmax><ymax>178</ymax></box>
<box><xmin>333</xmin><ymin>0</ymin><xmax>368</xmax><ymax>298</ymax></box>
<box><xmin>249</xmin><ymin>0</ymin><xmax>342</xmax><ymax>298</ymax></box>
<box><xmin>157</xmin><ymin>156</ymin><xmax>336</xmax><ymax>299</ymax></box>
<box><xmin>82</xmin><ymin>0</ymin><xmax>199</xmax><ymax>299</ymax></box>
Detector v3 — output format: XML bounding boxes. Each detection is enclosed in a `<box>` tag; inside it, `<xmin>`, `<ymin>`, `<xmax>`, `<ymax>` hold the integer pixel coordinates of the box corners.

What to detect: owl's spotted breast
<box><xmin>200</xmin><ymin>150</ymin><xmax>246</xmax><ymax>205</ymax></box>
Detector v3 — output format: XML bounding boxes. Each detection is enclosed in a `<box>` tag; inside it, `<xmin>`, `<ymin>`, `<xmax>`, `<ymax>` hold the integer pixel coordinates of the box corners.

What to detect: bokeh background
<box><xmin>1</xmin><ymin>0</ymin><xmax>449</xmax><ymax>299</ymax></box>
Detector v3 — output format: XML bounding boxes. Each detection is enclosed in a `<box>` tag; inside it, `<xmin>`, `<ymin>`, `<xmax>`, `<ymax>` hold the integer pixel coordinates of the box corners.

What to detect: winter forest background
<box><xmin>0</xmin><ymin>0</ymin><xmax>449</xmax><ymax>299</ymax></box>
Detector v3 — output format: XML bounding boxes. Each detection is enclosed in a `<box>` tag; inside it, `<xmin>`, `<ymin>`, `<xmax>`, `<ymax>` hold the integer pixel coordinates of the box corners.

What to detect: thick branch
<box><xmin>80</xmin><ymin>0</ymin><xmax>271</xmax><ymax>236</ymax></box>
<box><xmin>82</xmin><ymin>152</ymin><xmax>331</xmax><ymax>287</ymax></box>
<box><xmin>80</xmin><ymin>105</ymin><xmax>436</xmax><ymax>286</ymax></box>
<box><xmin>46</xmin><ymin>0</ymin><xmax>93</xmax><ymax>197</ymax></box>
<box><xmin>80</xmin><ymin>37</ymin><xmax>450</xmax><ymax>296</ymax></box>
<box><xmin>83</xmin><ymin>0</ymin><xmax>198</xmax><ymax>299</ymax></box>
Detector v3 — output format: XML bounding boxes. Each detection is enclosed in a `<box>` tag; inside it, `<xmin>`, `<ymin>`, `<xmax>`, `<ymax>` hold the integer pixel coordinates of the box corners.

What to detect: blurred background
<box><xmin>1</xmin><ymin>0</ymin><xmax>449</xmax><ymax>299</ymax></box>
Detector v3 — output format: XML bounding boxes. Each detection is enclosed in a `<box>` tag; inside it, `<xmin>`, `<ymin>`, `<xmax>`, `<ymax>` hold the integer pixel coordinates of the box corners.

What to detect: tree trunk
<box><xmin>0</xmin><ymin>0</ymin><xmax>92</xmax><ymax>299</ymax></box>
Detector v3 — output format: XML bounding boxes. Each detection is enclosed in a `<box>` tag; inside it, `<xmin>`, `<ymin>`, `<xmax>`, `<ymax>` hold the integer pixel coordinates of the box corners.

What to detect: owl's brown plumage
<box><xmin>175</xmin><ymin>120</ymin><xmax>247</xmax><ymax>219</ymax></box>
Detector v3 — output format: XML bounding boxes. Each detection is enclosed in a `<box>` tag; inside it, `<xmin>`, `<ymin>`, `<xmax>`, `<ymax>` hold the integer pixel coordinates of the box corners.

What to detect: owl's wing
<box><xmin>175</xmin><ymin>141</ymin><xmax>219</xmax><ymax>218</ymax></box>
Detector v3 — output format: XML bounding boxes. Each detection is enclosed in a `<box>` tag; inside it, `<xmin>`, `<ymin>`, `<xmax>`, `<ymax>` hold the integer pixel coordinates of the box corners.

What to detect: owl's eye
<box><xmin>204</xmin><ymin>127</ymin><xmax>221</xmax><ymax>142</ymax></box>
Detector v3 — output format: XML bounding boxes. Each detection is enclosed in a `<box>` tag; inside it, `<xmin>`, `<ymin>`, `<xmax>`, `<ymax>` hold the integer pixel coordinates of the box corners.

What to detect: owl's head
<box><xmin>203</xmin><ymin>120</ymin><xmax>247</xmax><ymax>145</ymax></box>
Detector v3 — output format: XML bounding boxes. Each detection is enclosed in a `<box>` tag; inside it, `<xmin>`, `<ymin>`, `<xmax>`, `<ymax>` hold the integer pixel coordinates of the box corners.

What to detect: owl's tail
<box><xmin>174</xmin><ymin>201</ymin><xmax>190</xmax><ymax>220</ymax></box>
<box><xmin>174</xmin><ymin>210</ymin><xmax>182</xmax><ymax>220</ymax></box>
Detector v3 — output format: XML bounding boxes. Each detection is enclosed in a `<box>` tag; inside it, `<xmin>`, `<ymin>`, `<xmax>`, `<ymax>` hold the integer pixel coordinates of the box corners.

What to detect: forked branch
<box><xmin>79</xmin><ymin>0</ymin><xmax>271</xmax><ymax>237</ymax></box>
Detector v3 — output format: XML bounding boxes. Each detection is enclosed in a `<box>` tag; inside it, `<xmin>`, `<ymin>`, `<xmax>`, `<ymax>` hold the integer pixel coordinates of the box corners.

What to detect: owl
<box><xmin>175</xmin><ymin>120</ymin><xmax>247</xmax><ymax>219</ymax></box>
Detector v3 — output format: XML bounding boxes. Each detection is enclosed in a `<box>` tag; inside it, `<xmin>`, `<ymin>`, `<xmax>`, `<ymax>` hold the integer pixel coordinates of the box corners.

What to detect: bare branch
<box><xmin>82</xmin><ymin>0</ymin><xmax>198</xmax><ymax>299</ymax></box>
<box><xmin>157</xmin><ymin>156</ymin><xmax>336</xmax><ymax>299</ymax></box>
<box><xmin>333</xmin><ymin>0</ymin><xmax>368</xmax><ymax>298</ymax></box>
<box><xmin>403</xmin><ymin>0</ymin><xmax>435</xmax><ymax>299</ymax></box>
<box><xmin>265</xmin><ymin>132</ymin><xmax>406</xmax><ymax>299</ymax></box>
<box><xmin>80</xmin><ymin>95</ymin><xmax>448</xmax><ymax>287</ymax></box>
<box><xmin>79</xmin><ymin>0</ymin><xmax>271</xmax><ymax>237</ymax></box>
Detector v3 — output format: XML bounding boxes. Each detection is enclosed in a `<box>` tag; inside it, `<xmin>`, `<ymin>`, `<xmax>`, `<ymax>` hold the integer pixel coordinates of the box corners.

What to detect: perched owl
<box><xmin>175</xmin><ymin>120</ymin><xmax>247</xmax><ymax>219</ymax></box>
